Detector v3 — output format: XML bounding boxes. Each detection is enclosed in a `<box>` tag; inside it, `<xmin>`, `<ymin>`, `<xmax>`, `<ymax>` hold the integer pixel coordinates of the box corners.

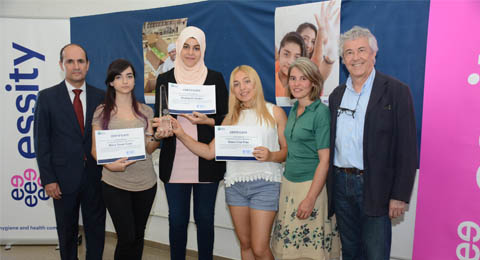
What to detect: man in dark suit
<box><xmin>34</xmin><ymin>44</ymin><xmax>106</xmax><ymax>260</ymax></box>
<box><xmin>327</xmin><ymin>26</ymin><xmax>418</xmax><ymax>260</ymax></box>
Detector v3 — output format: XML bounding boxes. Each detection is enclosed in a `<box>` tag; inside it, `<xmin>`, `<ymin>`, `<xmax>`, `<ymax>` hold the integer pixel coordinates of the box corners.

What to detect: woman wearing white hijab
<box><xmin>152</xmin><ymin>26</ymin><xmax>228</xmax><ymax>260</ymax></box>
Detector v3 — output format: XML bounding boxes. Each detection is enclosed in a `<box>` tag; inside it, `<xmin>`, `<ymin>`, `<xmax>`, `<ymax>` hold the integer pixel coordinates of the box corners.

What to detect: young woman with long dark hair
<box><xmin>91</xmin><ymin>59</ymin><xmax>159</xmax><ymax>260</ymax></box>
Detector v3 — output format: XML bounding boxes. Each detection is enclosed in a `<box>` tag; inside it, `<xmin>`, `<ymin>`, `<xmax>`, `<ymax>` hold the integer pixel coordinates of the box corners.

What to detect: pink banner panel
<box><xmin>413</xmin><ymin>1</ymin><xmax>480</xmax><ymax>259</ymax></box>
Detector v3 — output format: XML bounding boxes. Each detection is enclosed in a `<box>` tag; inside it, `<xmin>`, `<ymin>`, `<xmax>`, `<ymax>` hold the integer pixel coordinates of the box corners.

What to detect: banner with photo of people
<box><xmin>274</xmin><ymin>0</ymin><xmax>341</xmax><ymax>107</ymax></box>
<box><xmin>143</xmin><ymin>18</ymin><xmax>188</xmax><ymax>104</ymax></box>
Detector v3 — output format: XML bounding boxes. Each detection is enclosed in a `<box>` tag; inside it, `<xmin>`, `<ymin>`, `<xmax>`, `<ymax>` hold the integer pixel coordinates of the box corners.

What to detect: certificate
<box><xmin>214</xmin><ymin>126</ymin><xmax>262</xmax><ymax>161</ymax></box>
<box><xmin>168</xmin><ymin>83</ymin><xmax>216</xmax><ymax>114</ymax></box>
<box><xmin>95</xmin><ymin>128</ymin><xmax>146</xmax><ymax>165</ymax></box>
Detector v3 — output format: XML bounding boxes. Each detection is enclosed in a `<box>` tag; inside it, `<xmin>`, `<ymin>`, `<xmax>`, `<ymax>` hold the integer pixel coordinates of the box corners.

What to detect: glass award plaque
<box><xmin>158</xmin><ymin>84</ymin><xmax>172</xmax><ymax>130</ymax></box>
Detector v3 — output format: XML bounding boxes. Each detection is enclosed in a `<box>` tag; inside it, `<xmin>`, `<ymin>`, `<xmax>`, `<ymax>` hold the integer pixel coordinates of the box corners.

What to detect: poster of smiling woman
<box><xmin>274</xmin><ymin>0</ymin><xmax>341</xmax><ymax>107</ymax></box>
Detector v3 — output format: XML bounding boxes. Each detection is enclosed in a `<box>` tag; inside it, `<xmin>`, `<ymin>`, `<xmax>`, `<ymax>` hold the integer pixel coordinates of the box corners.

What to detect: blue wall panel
<box><xmin>71</xmin><ymin>0</ymin><xmax>429</xmax><ymax>146</ymax></box>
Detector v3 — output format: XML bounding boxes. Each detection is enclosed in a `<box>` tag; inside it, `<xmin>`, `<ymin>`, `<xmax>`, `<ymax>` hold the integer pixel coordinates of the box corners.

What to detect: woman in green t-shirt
<box><xmin>271</xmin><ymin>57</ymin><xmax>340</xmax><ymax>260</ymax></box>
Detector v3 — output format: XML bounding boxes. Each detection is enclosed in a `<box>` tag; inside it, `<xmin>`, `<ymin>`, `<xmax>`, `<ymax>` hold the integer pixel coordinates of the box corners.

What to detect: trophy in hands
<box><xmin>158</xmin><ymin>84</ymin><xmax>172</xmax><ymax>131</ymax></box>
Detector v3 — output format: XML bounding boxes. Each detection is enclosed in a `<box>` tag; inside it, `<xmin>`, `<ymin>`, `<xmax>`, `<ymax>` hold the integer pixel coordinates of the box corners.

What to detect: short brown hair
<box><xmin>286</xmin><ymin>57</ymin><xmax>324</xmax><ymax>100</ymax></box>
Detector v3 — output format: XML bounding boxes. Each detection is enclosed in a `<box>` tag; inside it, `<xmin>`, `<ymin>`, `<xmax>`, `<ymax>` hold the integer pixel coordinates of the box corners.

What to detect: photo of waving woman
<box><xmin>275</xmin><ymin>0</ymin><xmax>341</xmax><ymax>106</ymax></box>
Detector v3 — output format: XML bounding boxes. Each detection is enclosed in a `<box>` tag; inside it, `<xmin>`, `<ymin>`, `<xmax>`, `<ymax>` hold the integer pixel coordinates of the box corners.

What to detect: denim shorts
<box><xmin>225</xmin><ymin>179</ymin><xmax>281</xmax><ymax>211</ymax></box>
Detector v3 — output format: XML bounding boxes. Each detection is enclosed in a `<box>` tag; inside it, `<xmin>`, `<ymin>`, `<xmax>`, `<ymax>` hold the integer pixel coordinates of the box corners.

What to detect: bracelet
<box><xmin>153</xmin><ymin>133</ymin><xmax>162</xmax><ymax>142</ymax></box>
<box><xmin>146</xmin><ymin>133</ymin><xmax>161</xmax><ymax>142</ymax></box>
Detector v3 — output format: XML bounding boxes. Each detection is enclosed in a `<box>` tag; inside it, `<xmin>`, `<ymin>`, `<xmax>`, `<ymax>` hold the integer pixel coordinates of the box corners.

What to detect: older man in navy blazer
<box><xmin>34</xmin><ymin>44</ymin><xmax>106</xmax><ymax>260</ymax></box>
<box><xmin>327</xmin><ymin>26</ymin><xmax>418</xmax><ymax>260</ymax></box>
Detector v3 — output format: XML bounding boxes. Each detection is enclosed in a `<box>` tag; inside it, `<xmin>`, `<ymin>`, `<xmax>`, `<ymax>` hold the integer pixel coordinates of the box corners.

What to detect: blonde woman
<box><xmin>172</xmin><ymin>65</ymin><xmax>287</xmax><ymax>260</ymax></box>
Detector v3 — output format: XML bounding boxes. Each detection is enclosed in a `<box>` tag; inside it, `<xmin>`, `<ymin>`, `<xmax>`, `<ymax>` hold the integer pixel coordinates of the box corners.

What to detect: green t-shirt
<box><xmin>284</xmin><ymin>99</ymin><xmax>330</xmax><ymax>182</ymax></box>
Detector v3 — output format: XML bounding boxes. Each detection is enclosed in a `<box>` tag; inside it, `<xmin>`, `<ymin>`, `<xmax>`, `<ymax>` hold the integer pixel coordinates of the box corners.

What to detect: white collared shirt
<box><xmin>334</xmin><ymin>69</ymin><xmax>376</xmax><ymax>170</ymax></box>
<box><xmin>65</xmin><ymin>80</ymin><xmax>87</xmax><ymax>125</ymax></box>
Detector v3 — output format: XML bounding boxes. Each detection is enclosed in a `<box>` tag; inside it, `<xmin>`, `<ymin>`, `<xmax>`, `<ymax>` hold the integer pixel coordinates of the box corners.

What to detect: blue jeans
<box><xmin>333</xmin><ymin>167</ymin><xmax>391</xmax><ymax>260</ymax></box>
<box><xmin>164</xmin><ymin>182</ymin><xmax>219</xmax><ymax>260</ymax></box>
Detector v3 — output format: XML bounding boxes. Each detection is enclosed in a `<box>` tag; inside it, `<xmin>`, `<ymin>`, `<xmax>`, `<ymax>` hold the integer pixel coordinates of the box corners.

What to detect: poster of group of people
<box><xmin>142</xmin><ymin>1</ymin><xmax>341</xmax><ymax>107</ymax></box>
<box><xmin>275</xmin><ymin>0</ymin><xmax>340</xmax><ymax>106</ymax></box>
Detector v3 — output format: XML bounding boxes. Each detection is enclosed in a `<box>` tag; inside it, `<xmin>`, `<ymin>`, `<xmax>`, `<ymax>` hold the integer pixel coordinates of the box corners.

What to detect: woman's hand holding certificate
<box><xmin>104</xmin><ymin>157</ymin><xmax>136</xmax><ymax>172</ymax></box>
<box><xmin>168</xmin><ymin>83</ymin><xmax>216</xmax><ymax>114</ymax></box>
<box><xmin>214</xmin><ymin>126</ymin><xmax>262</xmax><ymax>161</ymax></box>
<box><xmin>180</xmin><ymin>111</ymin><xmax>215</xmax><ymax>126</ymax></box>
<box><xmin>252</xmin><ymin>146</ymin><xmax>272</xmax><ymax>161</ymax></box>
<box><xmin>95</xmin><ymin>128</ymin><xmax>147</xmax><ymax>165</ymax></box>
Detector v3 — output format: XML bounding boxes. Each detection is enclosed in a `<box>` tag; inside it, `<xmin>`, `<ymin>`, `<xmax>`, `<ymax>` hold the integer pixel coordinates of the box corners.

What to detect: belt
<box><xmin>335</xmin><ymin>166</ymin><xmax>364</xmax><ymax>175</ymax></box>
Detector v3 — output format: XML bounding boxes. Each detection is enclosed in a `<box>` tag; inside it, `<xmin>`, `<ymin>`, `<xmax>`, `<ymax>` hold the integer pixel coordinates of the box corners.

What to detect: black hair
<box><xmin>278</xmin><ymin>32</ymin><xmax>307</xmax><ymax>57</ymax></box>
<box><xmin>101</xmin><ymin>59</ymin><xmax>147</xmax><ymax>130</ymax></box>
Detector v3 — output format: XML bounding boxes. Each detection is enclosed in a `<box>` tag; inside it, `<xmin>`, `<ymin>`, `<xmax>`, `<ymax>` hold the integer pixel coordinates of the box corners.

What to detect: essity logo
<box><xmin>477</xmin><ymin>164</ymin><xmax>480</xmax><ymax>190</ymax></box>
<box><xmin>11</xmin><ymin>168</ymin><xmax>49</xmax><ymax>207</ymax></box>
<box><xmin>456</xmin><ymin>221</ymin><xmax>480</xmax><ymax>260</ymax></box>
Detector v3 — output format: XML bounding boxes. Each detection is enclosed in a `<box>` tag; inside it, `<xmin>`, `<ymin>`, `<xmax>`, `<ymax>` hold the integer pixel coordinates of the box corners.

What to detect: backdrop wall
<box><xmin>68</xmin><ymin>2</ymin><xmax>428</xmax><ymax>259</ymax></box>
<box><xmin>1</xmin><ymin>1</ymin><xmax>439</xmax><ymax>259</ymax></box>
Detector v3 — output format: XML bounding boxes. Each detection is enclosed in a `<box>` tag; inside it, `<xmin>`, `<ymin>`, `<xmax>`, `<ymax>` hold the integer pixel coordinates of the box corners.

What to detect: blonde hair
<box><xmin>224</xmin><ymin>65</ymin><xmax>276</xmax><ymax>127</ymax></box>
<box><xmin>286</xmin><ymin>57</ymin><xmax>324</xmax><ymax>100</ymax></box>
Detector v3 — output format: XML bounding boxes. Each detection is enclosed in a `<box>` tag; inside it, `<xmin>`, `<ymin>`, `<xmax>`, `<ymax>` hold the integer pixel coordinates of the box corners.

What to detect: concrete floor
<box><xmin>0</xmin><ymin>232</ymin><xmax>203</xmax><ymax>260</ymax></box>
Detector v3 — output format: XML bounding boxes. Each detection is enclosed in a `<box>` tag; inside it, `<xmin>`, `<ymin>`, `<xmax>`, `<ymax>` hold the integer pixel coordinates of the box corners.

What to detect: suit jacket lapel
<box><xmin>333</xmin><ymin>85</ymin><xmax>346</xmax><ymax>110</ymax></box>
<box><xmin>331</xmin><ymin>85</ymin><xmax>346</xmax><ymax>128</ymax></box>
<box><xmin>58</xmin><ymin>81</ymin><xmax>83</xmax><ymax>136</ymax></box>
<box><xmin>84</xmin><ymin>84</ymin><xmax>98</xmax><ymax>140</ymax></box>
<box><xmin>366</xmin><ymin>71</ymin><xmax>387</xmax><ymax>115</ymax></box>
